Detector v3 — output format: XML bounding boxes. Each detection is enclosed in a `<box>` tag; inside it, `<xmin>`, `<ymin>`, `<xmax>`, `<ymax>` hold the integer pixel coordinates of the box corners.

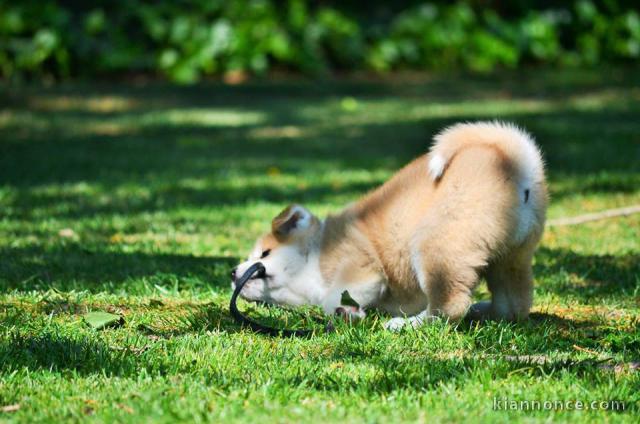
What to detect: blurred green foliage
<box><xmin>1</xmin><ymin>0</ymin><xmax>639</xmax><ymax>82</ymax></box>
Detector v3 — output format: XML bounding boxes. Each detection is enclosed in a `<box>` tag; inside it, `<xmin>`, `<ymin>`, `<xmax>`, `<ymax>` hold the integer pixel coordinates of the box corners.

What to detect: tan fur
<box><xmin>236</xmin><ymin>121</ymin><xmax>548</xmax><ymax>327</ymax></box>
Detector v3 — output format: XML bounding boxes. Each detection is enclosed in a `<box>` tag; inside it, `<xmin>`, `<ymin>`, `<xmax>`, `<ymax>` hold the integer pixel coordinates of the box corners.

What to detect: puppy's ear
<box><xmin>272</xmin><ymin>204</ymin><xmax>316</xmax><ymax>241</ymax></box>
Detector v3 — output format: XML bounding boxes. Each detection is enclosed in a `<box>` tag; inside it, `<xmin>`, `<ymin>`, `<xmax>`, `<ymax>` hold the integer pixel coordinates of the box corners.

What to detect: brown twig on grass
<box><xmin>547</xmin><ymin>205</ymin><xmax>640</xmax><ymax>227</ymax></box>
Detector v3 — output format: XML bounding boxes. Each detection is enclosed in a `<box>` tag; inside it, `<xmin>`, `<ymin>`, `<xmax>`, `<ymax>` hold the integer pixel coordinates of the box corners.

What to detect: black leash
<box><xmin>229</xmin><ymin>262</ymin><xmax>334</xmax><ymax>337</ymax></box>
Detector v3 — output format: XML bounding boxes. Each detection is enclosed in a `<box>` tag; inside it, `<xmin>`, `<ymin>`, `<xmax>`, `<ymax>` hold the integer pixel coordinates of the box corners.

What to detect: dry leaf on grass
<box><xmin>116</xmin><ymin>403</ymin><xmax>134</xmax><ymax>414</ymax></box>
<box><xmin>1</xmin><ymin>404</ymin><xmax>20</xmax><ymax>413</ymax></box>
<box><xmin>58</xmin><ymin>228</ymin><xmax>77</xmax><ymax>238</ymax></box>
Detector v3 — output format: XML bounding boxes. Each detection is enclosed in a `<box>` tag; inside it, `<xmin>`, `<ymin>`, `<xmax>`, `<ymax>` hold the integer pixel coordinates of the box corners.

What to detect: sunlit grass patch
<box><xmin>139</xmin><ymin>108</ymin><xmax>266</xmax><ymax>127</ymax></box>
<box><xmin>28</xmin><ymin>95</ymin><xmax>139</xmax><ymax>113</ymax></box>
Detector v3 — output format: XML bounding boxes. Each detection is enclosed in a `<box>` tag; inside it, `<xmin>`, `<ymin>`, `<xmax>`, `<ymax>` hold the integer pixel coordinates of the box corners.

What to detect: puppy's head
<box><xmin>232</xmin><ymin>204</ymin><xmax>323</xmax><ymax>306</ymax></box>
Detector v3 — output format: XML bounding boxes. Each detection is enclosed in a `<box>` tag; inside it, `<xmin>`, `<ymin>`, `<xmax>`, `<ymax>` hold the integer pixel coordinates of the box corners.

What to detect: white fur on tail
<box><xmin>428</xmin><ymin>121</ymin><xmax>545</xmax><ymax>244</ymax></box>
<box><xmin>427</xmin><ymin>153</ymin><xmax>446</xmax><ymax>180</ymax></box>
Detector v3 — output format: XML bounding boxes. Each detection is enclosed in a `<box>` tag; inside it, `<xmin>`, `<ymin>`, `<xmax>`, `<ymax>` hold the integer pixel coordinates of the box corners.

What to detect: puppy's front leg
<box><xmin>321</xmin><ymin>288</ymin><xmax>367</xmax><ymax>322</ymax></box>
<box><xmin>321</xmin><ymin>276</ymin><xmax>384</xmax><ymax>323</ymax></box>
<box><xmin>335</xmin><ymin>304</ymin><xmax>367</xmax><ymax>322</ymax></box>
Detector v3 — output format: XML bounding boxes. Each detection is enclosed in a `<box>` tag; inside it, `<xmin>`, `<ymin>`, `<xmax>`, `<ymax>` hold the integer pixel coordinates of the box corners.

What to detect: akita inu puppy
<box><xmin>232</xmin><ymin>121</ymin><xmax>547</xmax><ymax>330</ymax></box>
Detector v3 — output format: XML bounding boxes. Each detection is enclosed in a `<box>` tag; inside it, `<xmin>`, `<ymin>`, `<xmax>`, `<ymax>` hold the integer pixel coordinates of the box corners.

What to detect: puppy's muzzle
<box><xmin>232</xmin><ymin>264</ymin><xmax>266</xmax><ymax>284</ymax></box>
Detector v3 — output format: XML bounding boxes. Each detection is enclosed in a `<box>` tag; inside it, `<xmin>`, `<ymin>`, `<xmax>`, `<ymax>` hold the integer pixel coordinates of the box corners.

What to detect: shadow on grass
<box><xmin>534</xmin><ymin>247</ymin><xmax>640</xmax><ymax>298</ymax></box>
<box><xmin>458</xmin><ymin>311</ymin><xmax>597</xmax><ymax>331</ymax></box>
<box><xmin>528</xmin><ymin>311</ymin><xmax>594</xmax><ymax>327</ymax></box>
<box><xmin>1</xmin><ymin>69</ymin><xmax>639</xmax><ymax>205</ymax></box>
<box><xmin>0</xmin><ymin>246</ymin><xmax>237</xmax><ymax>292</ymax></box>
<box><xmin>1</xmin><ymin>105</ymin><xmax>639</xmax><ymax>223</ymax></box>
<box><xmin>0</xmin><ymin>302</ymin><xmax>244</xmax><ymax>376</ymax></box>
<box><xmin>5</xmin><ymin>177</ymin><xmax>380</xmax><ymax>219</ymax></box>
<box><xmin>0</xmin><ymin>331</ymin><xmax>140</xmax><ymax>376</ymax></box>
<box><xmin>0</xmin><ymin>328</ymin><xmax>628</xmax><ymax>387</ymax></box>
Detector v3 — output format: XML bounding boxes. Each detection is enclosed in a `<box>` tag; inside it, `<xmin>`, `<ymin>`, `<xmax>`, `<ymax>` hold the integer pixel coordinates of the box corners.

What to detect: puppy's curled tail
<box><xmin>428</xmin><ymin>120</ymin><xmax>544</xmax><ymax>185</ymax></box>
<box><xmin>428</xmin><ymin>121</ymin><xmax>547</xmax><ymax>243</ymax></box>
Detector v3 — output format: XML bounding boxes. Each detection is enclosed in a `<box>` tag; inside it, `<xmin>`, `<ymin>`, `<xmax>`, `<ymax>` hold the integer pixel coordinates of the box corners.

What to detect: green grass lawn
<box><xmin>1</xmin><ymin>68</ymin><xmax>639</xmax><ymax>423</ymax></box>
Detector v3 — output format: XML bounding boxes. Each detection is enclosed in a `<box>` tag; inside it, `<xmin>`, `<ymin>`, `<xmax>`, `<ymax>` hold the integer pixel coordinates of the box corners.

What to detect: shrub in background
<box><xmin>0</xmin><ymin>0</ymin><xmax>638</xmax><ymax>82</ymax></box>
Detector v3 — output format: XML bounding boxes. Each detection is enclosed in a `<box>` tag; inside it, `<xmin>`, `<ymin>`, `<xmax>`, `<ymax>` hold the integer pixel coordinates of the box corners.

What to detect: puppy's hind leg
<box><xmin>473</xmin><ymin>246</ymin><xmax>535</xmax><ymax>321</ymax></box>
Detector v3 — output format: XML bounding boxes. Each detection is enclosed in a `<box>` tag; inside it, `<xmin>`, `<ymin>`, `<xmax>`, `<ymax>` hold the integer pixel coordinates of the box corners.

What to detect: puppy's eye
<box><xmin>260</xmin><ymin>249</ymin><xmax>271</xmax><ymax>259</ymax></box>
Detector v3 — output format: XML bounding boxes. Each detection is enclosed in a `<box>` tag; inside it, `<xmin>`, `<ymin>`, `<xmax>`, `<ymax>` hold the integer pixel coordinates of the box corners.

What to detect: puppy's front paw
<box><xmin>383</xmin><ymin>317</ymin><xmax>410</xmax><ymax>331</ymax></box>
<box><xmin>335</xmin><ymin>305</ymin><xmax>366</xmax><ymax>322</ymax></box>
